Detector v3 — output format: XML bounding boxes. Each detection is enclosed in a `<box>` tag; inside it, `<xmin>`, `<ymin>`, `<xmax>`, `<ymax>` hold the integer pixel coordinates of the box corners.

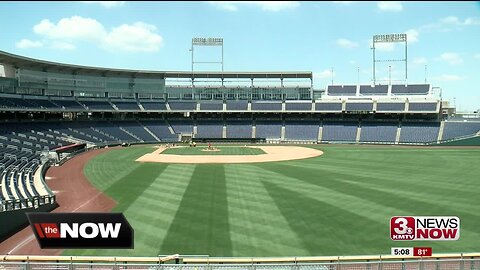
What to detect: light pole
<box><xmin>388</xmin><ymin>65</ymin><xmax>392</xmax><ymax>86</ymax></box>
<box><xmin>331</xmin><ymin>67</ymin><xmax>334</xmax><ymax>85</ymax></box>
<box><xmin>357</xmin><ymin>66</ymin><xmax>360</xmax><ymax>86</ymax></box>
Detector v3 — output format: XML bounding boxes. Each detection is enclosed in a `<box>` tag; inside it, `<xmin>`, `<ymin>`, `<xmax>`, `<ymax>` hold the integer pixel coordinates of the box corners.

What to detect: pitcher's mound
<box><xmin>136</xmin><ymin>146</ymin><xmax>323</xmax><ymax>164</ymax></box>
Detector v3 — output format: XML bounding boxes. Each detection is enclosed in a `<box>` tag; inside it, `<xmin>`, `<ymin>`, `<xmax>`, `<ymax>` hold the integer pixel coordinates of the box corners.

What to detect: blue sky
<box><xmin>0</xmin><ymin>1</ymin><xmax>479</xmax><ymax>111</ymax></box>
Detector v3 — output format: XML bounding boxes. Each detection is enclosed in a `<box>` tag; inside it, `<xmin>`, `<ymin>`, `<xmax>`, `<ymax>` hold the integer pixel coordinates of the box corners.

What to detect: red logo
<box><xmin>34</xmin><ymin>223</ymin><xmax>60</xmax><ymax>238</ymax></box>
<box><xmin>390</xmin><ymin>216</ymin><xmax>460</xmax><ymax>241</ymax></box>
<box><xmin>391</xmin><ymin>216</ymin><xmax>415</xmax><ymax>240</ymax></box>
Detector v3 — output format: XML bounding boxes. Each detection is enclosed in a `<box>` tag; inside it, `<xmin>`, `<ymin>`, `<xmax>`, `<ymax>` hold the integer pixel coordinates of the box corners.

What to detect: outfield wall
<box><xmin>0</xmin><ymin>202</ymin><xmax>57</xmax><ymax>243</ymax></box>
<box><xmin>437</xmin><ymin>135</ymin><xmax>480</xmax><ymax>146</ymax></box>
<box><xmin>1</xmin><ymin>254</ymin><xmax>480</xmax><ymax>270</ymax></box>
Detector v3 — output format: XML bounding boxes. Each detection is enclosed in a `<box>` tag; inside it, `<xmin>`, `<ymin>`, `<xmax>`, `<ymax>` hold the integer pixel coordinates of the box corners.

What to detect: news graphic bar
<box><xmin>27</xmin><ymin>212</ymin><xmax>134</xmax><ymax>249</ymax></box>
<box><xmin>390</xmin><ymin>216</ymin><xmax>460</xmax><ymax>241</ymax></box>
<box><xmin>391</xmin><ymin>247</ymin><xmax>432</xmax><ymax>256</ymax></box>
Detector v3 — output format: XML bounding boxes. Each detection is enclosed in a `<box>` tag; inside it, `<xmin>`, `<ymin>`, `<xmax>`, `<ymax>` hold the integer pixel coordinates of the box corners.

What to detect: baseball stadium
<box><xmin>1</xmin><ymin>2</ymin><xmax>480</xmax><ymax>269</ymax></box>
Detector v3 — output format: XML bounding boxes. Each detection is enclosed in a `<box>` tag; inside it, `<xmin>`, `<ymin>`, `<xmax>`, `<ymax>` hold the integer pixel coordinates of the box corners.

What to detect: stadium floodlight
<box><xmin>192</xmin><ymin>37</ymin><xmax>223</xmax><ymax>46</ymax></box>
<box><xmin>373</xmin><ymin>34</ymin><xmax>407</xmax><ymax>43</ymax></box>
<box><xmin>191</xmin><ymin>37</ymin><xmax>224</xmax><ymax>80</ymax></box>
<box><xmin>372</xmin><ymin>33</ymin><xmax>408</xmax><ymax>85</ymax></box>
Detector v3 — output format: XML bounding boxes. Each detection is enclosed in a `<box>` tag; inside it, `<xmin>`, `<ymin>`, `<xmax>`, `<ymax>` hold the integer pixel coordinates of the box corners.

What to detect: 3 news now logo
<box><xmin>390</xmin><ymin>216</ymin><xmax>460</xmax><ymax>241</ymax></box>
<box><xmin>27</xmin><ymin>213</ymin><xmax>134</xmax><ymax>249</ymax></box>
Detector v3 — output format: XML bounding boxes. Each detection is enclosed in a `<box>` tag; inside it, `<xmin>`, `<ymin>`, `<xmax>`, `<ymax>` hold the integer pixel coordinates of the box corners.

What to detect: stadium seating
<box><xmin>140</xmin><ymin>101</ymin><xmax>168</xmax><ymax>111</ymax></box>
<box><xmin>199</xmin><ymin>102</ymin><xmax>224</xmax><ymax>111</ymax></box>
<box><xmin>61</xmin><ymin>122</ymin><xmax>113</xmax><ymax>143</ymax></box>
<box><xmin>255</xmin><ymin>121</ymin><xmax>282</xmax><ymax>139</ymax></box>
<box><xmin>139</xmin><ymin>120</ymin><xmax>177</xmax><ymax>141</ymax></box>
<box><xmin>345</xmin><ymin>103</ymin><xmax>373</xmax><ymax>111</ymax></box>
<box><xmin>50</xmin><ymin>99</ymin><xmax>85</xmax><ymax>110</ymax></box>
<box><xmin>112</xmin><ymin>101</ymin><xmax>141</xmax><ymax>111</ymax></box>
<box><xmin>79</xmin><ymin>100</ymin><xmax>115</xmax><ymax>110</ymax></box>
<box><xmin>168</xmin><ymin>101</ymin><xmax>197</xmax><ymax>110</ymax></box>
<box><xmin>360</xmin><ymin>122</ymin><xmax>398</xmax><ymax>143</ymax></box>
<box><xmin>391</xmin><ymin>84</ymin><xmax>429</xmax><ymax>95</ymax></box>
<box><xmin>359</xmin><ymin>85</ymin><xmax>388</xmax><ymax>95</ymax></box>
<box><xmin>0</xmin><ymin>140</ymin><xmax>46</xmax><ymax>208</ymax></box>
<box><xmin>408</xmin><ymin>102</ymin><xmax>437</xmax><ymax>112</ymax></box>
<box><xmin>226</xmin><ymin>100</ymin><xmax>248</xmax><ymax>110</ymax></box>
<box><xmin>327</xmin><ymin>85</ymin><xmax>356</xmax><ymax>96</ymax></box>
<box><xmin>225</xmin><ymin>120</ymin><xmax>253</xmax><ymax>138</ymax></box>
<box><xmin>322</xmin><ymin>122</ymin><xmax>358</xmax><ymax>141</ymax></box>
<box><xmin>169</xmin><ymin>119</ymin><xmax>194</xmax><ymax>135</ymax></box>
<box><xmin>91</xmin><ymin>121</ymin><xmax>138</xmax><ymax>141</ymax></box>
<box><xmin>0</xmin><ymin>97</ymin><xmax>34</xmax><ymax>108</ymax></box>
<box><xmin>285</xmin><ymin>102</ymin><xmax>312</xmax><ymax>111</ymax></box>
<box><xmin>196</xmin><ymin>120</ymin><xmax>224</xmax><ymax>138</ymax></box>
<box><xmin>315</xmin><ymin>102</ymin><xmax>342</xmax><ymax>111</ymax></box>
<box><xmin>0</xmin><ymin>97</ymin><xmax>59</xmax><ymax>109</ymax></box>
<box><xmin>441</xmin><ymin>121</ymin><xmax>480</xmax><ymax>140</ymax></box>
<box><xmin>376</xmin><ymin>102</ymin><xmax>405</xmax><ymax>111</ymax></box>
<box><xmin>399</xmin><ymin>122</ymin><xmax>440</xmax><ymax>143</ymax></box>
<box><xmin>251</xmin><ymin>101</ymin><xmax>282</xmax><ymax>111</ymax></box>
<box><xmin>28</xmin><ymin>99</ymin><xmax>59</xmax><ymax>108</ymax></box>
<box><xmin>112</xmin><ymin>121</ymin><xmax>157</xmax><ymax>142</ymax></box>
<box><xmin>284</xmin><ymin>121</ymin><xmax>319</xmax><ymax>141</ymax></box>
<box><xmin>63</xmin><ymin>122</ymin><xmax>111</xmax><ymax>142</ymax></box>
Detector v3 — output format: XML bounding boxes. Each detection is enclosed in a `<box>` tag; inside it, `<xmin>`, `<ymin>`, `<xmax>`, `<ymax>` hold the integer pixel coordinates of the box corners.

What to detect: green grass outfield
<box><xmin>162</xmin><ymin>146</ymin><xmax>265</xmax><ymax>155</ymax></box>
<box><xmin>64</xmin><ymin>145</ymin><xmax>480</xmax><ymax>257</ymax></box>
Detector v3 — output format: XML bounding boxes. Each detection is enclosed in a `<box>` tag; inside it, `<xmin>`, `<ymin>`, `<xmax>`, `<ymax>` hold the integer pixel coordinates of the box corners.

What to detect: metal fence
<box><xmin>1</xmin><ymin>258</ymin><xmax>480</xmax><ymax>270</ymax></box>
<box><xmin>0</xmin><ymin>195</ymin><xmax>55</xmax><ymax>212</ymax></box>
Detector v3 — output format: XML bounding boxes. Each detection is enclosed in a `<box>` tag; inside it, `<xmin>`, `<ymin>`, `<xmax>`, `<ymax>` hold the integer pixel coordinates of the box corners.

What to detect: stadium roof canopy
<box><xmin>0</xmin><ymin>50</ymin><xmax>312</xmax><ymax>80</ymax></box>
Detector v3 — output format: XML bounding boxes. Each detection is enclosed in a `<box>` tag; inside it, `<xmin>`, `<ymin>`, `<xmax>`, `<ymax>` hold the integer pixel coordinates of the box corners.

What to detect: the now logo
<box><xmin>27</xmin><ymin>213</ymin><xmax>134</xmax><ymax>249</ymax></box>
<box><xmin>34</xmin><ymin>223</ymin><xmax>122</xmax><ymax>239</ymax></box>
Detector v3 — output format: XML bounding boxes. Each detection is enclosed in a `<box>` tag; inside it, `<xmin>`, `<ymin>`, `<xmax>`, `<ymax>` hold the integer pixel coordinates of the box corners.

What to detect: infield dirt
<box><xmin>136</xmin><ymin>146</ymin><xmax>323</xmax><ymax>164</ymax></box>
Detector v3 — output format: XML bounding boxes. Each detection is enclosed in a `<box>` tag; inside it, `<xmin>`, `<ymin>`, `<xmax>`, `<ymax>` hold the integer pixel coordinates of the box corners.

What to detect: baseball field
<box><xmin>63</xmin><ymin>144</ymin><xmax>480</xmax><ymax>257</ymax></box>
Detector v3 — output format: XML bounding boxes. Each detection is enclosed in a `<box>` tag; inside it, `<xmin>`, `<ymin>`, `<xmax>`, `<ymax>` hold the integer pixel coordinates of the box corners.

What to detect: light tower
<box><xmin>371</xmin><ymin>33</ymin><xmax>408</xmax><ymax>85</ymax></box>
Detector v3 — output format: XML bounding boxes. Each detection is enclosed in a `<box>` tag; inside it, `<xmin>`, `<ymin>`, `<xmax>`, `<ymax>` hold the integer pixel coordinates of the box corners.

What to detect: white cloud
<box><xmin>34</xmin><ymin>16</ymin><xmax>106</xmax><ymax>41</ymax></box>
<box><xmin>16</xmin><ymin>39</ymin><xmax>43</xmax><ymax>49</ymax></box>
<box><xmin>440</xmin><ymin>16</ymin><xmax>480</xmax><ymax>26</ymax></box>
<box><xmin>413</xmin><ymin>57</ymin><xmax>427</xmax><ymax>65</ymax></box>
<box><xmin>432</xmin><ymin>74</ymin><xmax>466</xmax><ymax>82</ymax></box>
<box><xmin>464</xmin><ymin>17</ymin><xmax>480</xmax><ymax>25</ymax></box>
<box><xmin>336</xmin><ymin>38</ymin><xmax>358</xmax><ymax>49</ymax></box>
<box><xmin>438</xmin><ymin>52</ymin><xmax>463</xmax><ymax>65</ymax></box>
<box><xmin>440</xmin><ymin>16</ymin><xmax>461</xmax><ymax>25</ymax></box>
<box><xmin>51</xmin><ymin>41</ymin><xmax>76</xmax><ymax>50</ymax></box>
<box><xmin>421</xmin><ymin>16</ymin><xmax>480</xmax><ymax>33</ymax></box>
<box><xmin>405</xmin><ymin>29</ymin><xmax>419</xmax><ymax>43</ymax></box>
<box><xmin>332</xmin><ymin>1</ymin><xmax>356</xmax><ymax>5</ymax></box>
<box><xmin>314</xmin><ymin>69</ymin><xmax>335</xmax><ymax>80</ymax></box>
<box><xmin>209</xmin><ymin>1</ymin><xmax>238</xmax><ymax>11</ymax></box>
<box><xmin>30</xmin><ymin>16</ymin><xmax>163</xmax><ymax>52</ymax></box>
<box><xmin>79</xmin><ymin>1</ymin><xmax>125</xmax><ymax>8</ymax></box>
<box><xmin>475</xmin><ymin>53</ymin><xmax>480</xmax><ymax>60</ymax></box>
<box><xmin>377</xmin><ymin>1</ymin><xmax>403</xmax><ymax>12</ymax></box>
<box><xmin>208</xmin><ymin>1</ymin><xmax>299</xmax><ymax>12</ymax></box>
<box><xmin>103</xmin><ymin>22</ymin><xmax>163</xmax><ymax>52</ymax></box>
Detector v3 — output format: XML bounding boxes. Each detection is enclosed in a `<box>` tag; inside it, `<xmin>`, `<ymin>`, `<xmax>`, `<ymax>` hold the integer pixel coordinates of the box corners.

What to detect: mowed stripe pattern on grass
<box><xmin>69</xmin><ymin>145</ymin><xmax>480</xmax><ymax>257</ymax></box>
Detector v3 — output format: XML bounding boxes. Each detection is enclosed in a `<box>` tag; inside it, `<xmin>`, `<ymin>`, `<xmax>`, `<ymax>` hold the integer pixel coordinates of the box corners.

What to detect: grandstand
<box><xmin>0</xmin><ymin>49</ymin><xmax>479</xmax><ymax>252</ymax></box>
